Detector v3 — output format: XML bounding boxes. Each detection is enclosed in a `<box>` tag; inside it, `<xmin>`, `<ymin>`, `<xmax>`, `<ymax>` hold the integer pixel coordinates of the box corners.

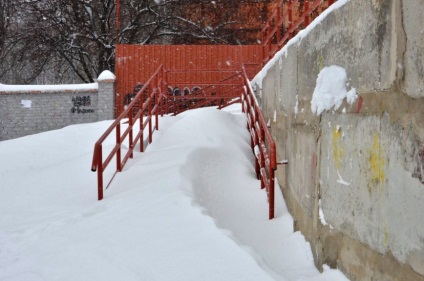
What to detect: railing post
<box><xmin>288</xmin><ymin>1</ymin><xmax>294</xmax><ymax>40</ymax></box>
<box><xmin>159</xmin><ymin>66</ymin><xmax>164</xmax><ymax>117</ymax></box>
<box><xmin>140</xmin><ymin>113</ymin><xmax>144</xmax><ymax>152</ymax></box>
<box><xmin>276</xmin><ymin>6</ymin><xmax>281</xmax><ymax>43</ymax></box>
<box><xmin>155</xmin><ymin>89</ymin><xmax>159</xmax><ymax>130</ymax></box>
<box><xmin>165</xmin><ymin>69</ymin><xmax>169</xmax><ymax>115</ymax></box>
<box><xmin>262</xmin><ymin>26</ymin><xmax>265</xmax><ymax>65</ymax></box>
<box><xmin>304</xmin><ymin>0</ymin><xmax>310</xmax><ymax>27</ymax></box>
<box><xmin>148</xmin><ymin>93</ymin><xmax>153</xmax><ymax>144</ymax></box>
<box><xmin>116</xmin><ymin>123</ymin><xmax>122</xmax><ymax>171</ymax></box>
<box><xmin>241</xmin><ymin>86</ymin><xmax>246</xmax><ymax>113</ymax></box>
<box><xmin>97</xmin><ymin>145</ymin><xmax>103</xmax><ymax>200</ymax></box>
<box><xmin>129</xmin><ymin>107</ymin><xmax>134</xmax><ymax>158</ymax></box>
<box><xmin>269</xmin><ymin>142</ymin><xmax>277</xmax><ymax>220</ymax></box>
<box><xmin>269</xmin><ymin>170</ymin><xmax>275</xmax><ymax>219</ymax></box>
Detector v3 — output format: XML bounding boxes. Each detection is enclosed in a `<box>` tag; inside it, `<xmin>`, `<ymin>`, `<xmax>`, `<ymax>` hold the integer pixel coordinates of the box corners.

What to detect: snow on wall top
<box><xmin>97</xmin><ymin>70</ymin><xmax>116</xmax><ymax>81</ymax></box>
<box><xmin>251</xmin><ymin>0</ymin><xmax>351</xmax><ymax>89</ymax></box>
<box><xmin>0</xmin><ymin>83</ymin><xmax>98</xmax><ymax>93</ymax></box>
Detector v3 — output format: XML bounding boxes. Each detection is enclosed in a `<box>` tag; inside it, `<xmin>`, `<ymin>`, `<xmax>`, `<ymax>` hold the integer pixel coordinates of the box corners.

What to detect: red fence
<box><xmin>262</xmin><ymin>0</ymin><xmax>334</xmax><ymax>64</ymax></box>
<box><xmin>115</xmin><ymin>44</ymin><xmax>263</xmax><ymax>117</ymax></box>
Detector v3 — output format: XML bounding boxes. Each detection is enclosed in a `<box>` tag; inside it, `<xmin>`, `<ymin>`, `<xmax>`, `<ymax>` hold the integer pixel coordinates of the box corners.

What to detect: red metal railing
<box><xmin>91</xmin><ymin>67</ymin><xmax>249</xmax><ymax>200</ymax></box>
<box><xmin>91</xmin><ymin>64</ymin><xmax>280</xmax><ymax>220</ymax></box>
<box><xmin>91</xmin><ymin>65</ymin><xmax>165</xmax><ymax>200</ymax></box>
<box><xmin>91</xmin><ymin>0</ymin><xmax>339</xmax><ymax>219</ymax></box>
<box><xmin>262</xmin><ymin>0</ymin><xmax>334</xmax><ymax>65</ymax></box>
<box><xmin>241</xmin><ymin>65</ymin><xmax>277</xmax><ymax>219</ymax></box>
<box><xmin>161</xmin><ymin>69</ymin><xmax>245</xmax><ymax>114</ymax></box>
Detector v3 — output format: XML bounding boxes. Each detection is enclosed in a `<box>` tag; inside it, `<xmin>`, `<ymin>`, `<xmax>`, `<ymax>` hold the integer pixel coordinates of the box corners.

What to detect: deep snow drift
<box><xmin>0</xmin><ymin>105</ymin><xmax>348</xmax><ymax>281</ymax></box>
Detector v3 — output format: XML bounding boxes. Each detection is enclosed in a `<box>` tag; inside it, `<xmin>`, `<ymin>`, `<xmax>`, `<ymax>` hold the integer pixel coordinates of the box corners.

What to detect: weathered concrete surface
<box><xmin>320</xmin><ymin>111</ymin><xmax>424</xmax><ymax>270</ymax></box>
<box><xmin>403</xmin><ymin>0</ymin><xmax>424</xmax><ymax>98</ymax></box>
<box><xmin>255</xmin><ymin>0</ymin><xmax>424</xmax><ymax>280</ymax></box>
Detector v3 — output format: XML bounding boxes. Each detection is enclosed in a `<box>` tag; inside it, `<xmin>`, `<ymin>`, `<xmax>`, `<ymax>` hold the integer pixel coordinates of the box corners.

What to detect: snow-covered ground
<box><xmin>0</xmin><ymin>105</ymin><xmax>349</xmax><ymax>281</ymax></box>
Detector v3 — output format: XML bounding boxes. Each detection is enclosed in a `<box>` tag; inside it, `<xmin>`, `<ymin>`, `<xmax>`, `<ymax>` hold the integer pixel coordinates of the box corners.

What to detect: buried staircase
<box><xmin>90</xmin><ymin>64</ymin><xmax>278</xmax><ymax>219</ymax></box>
<box><xmin>91</xmin><ymin>0</ymin><xmax>335</xmax><ymax>220</ymax></box>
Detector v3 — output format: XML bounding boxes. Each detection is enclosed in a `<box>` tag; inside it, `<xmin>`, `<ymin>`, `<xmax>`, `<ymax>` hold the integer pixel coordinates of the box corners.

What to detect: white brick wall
<box><xmin>0</xmin><ymin>73</ymin><xmax>115</xmax><ymax>141</ymax></box>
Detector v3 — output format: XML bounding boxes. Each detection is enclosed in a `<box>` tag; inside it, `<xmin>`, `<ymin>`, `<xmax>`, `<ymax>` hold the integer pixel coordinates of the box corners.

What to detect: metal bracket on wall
<box><xmin>277</xmin><ymin>160</ymin><xmax>288</xmax><ymax>165</ymax></box>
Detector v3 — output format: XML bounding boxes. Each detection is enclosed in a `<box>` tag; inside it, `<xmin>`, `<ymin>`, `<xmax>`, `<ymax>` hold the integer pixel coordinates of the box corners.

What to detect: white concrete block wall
<box><xmin>255</xmin><ymin>0</ymin><xmax>424</xmax><ymax>279</ymax></box>
<box><xmin>0</xmin><ymin>71</ymin><xmax>115</xmax><ymax>141</ymax></box>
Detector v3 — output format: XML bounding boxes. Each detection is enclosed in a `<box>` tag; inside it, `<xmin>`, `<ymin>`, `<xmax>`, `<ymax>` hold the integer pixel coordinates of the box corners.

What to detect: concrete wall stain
<box><xmin>332</xmin><ymin>126</ymin><xmax>344</xmax><ymax>170</ymax></box>
<box><xmin>316</xmin><ymin>52</ymin><xmax>325</xmax><ymax>73</ymax></box>
<box><xmin>368</xmin><ymin>134</ymin><xmax>386</xmax><ymax>192</ymax></box>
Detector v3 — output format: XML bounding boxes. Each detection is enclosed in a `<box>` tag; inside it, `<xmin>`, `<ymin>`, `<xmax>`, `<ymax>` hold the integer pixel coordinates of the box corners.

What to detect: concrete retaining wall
<box><xmin>253</xmin><ymin>0</ymin><xmax>424</xmax><ymax>280</ymax></box>
<box><xmin>0</xmin><ymin>71</ymin><xmax>115</xmax><ymax>141</ymax></box>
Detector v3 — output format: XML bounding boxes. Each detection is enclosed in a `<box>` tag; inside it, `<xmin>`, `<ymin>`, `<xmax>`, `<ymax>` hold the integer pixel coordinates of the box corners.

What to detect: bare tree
<box><xmin>0</xmin><ymin>0</ymin><xmax>270</xmax><ymax>84</ymax></box>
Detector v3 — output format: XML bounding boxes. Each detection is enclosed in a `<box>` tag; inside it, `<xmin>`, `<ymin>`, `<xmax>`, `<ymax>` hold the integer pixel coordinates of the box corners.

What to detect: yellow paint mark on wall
<box><xmin>317</xmin><ymin>52</ymin><xmax>325</xmax><ymax>72</ymax></box>
<box><xmin>369</xmin><ymin>134</ymin><xmax>385</xmax><ymax>190</ymax></box>
<box><xmin>332</xmin><ymin>127</ymin><xmax>344</xmax><ymax>169</ymax></box>
<box><xmin>383</xmin><ymin>225</ymin><xmax>389</xmax><ymax>247</ymax></box>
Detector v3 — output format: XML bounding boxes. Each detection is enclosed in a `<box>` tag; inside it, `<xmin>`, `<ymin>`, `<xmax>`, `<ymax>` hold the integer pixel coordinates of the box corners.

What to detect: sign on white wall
<box><xmin>21</xmin><ymin>100</ymin><xmax>32</xmax><ymax>108</ymax></box>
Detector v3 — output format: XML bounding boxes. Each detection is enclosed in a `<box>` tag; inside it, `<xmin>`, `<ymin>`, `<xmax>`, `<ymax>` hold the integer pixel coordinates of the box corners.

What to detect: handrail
<box><xmin>241</xmin><ymin>65</ymin><xmax>277</xmax><ymax>220</ymax></box>
<box><xmin>162</xmin><ymin>69</ymin><xmax>245</xmax><ymax>115</ymax></box>
<box><xmin>91</xmin><ymin>65</ymin><xmax>165</xmax><ymax>200</ymax></box>
<box><xmin>262</xmin><ymin>0</ymin><xmax>335</xmax><ymax>65</ymax></box>
<box><xmin>92</xmin><ymin>62</ymin><xmax>279</xmax><ymax>220</ymax></box>
<box><xmin>91</xmin><ymin>67</ymin><xmax>253</xmax><ymax>200</ymax></box>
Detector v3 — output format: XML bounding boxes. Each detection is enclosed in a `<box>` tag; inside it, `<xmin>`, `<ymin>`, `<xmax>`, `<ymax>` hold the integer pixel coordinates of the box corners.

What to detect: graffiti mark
<box><xmin>71</xmin><ymin>96</ymin><xmax>94</xmax><ymax>114</ymax></box>
<box><xmin>72</xmin><ymin>96</ymin><xmax>91</xmax><ymax>107</ymax></box>
<box><xmin>332</xmin><ymin>126</ymin><xmax>344</xmax><ymax>169</ymax></box>
<box><xmin>383</xmin><ymin>224</ymin><xmax>389</xmax><ymax>247</ymax></box>
<box><xmin>71</xmin><ymin>108</ymin><xmax>95</xmax><ymax>114</ymax></box>
<box><xmin>368</xmin><ymin>134</ymin><xmax>386</xmax><ymax>192</ymax></box>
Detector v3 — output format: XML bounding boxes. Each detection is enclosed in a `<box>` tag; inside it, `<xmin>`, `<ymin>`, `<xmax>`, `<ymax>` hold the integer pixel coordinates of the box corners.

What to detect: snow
<box><xmin>251</xmin><ymin>0</ymin><xmax>351</xmax><ymax>89</ymax></box>
<box><xmin>311</xmin><ymin>65</ymin><xmax>357</xmax><ymax>116</ymax></box>
<box><xmin>97</xmin><ymin>70</ymin><xmax>116</xmax><ymax>81</ymax></box>
<box><xmin>294</xmin><ymin>95</ymin><xmax>299</xmax><ymax>116</ymax></box>
<box><xmin>0</xmin><ymin>82</ymin><xmax>97</xmax><ymax>92</ymax></box>
<box><xmin>0</xmin><ymin>71</ymin><xmax>115</xmax><ymax>92</ymax></box>
<box><xmin>318</xmin><ymin>200</ymin><xmax>333</xmax><ymax>230</ymax></box>
<box><xmin>0</xmin><ymin>105</ymin><xmax>349</xmax><ymax>281</ymax></box>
